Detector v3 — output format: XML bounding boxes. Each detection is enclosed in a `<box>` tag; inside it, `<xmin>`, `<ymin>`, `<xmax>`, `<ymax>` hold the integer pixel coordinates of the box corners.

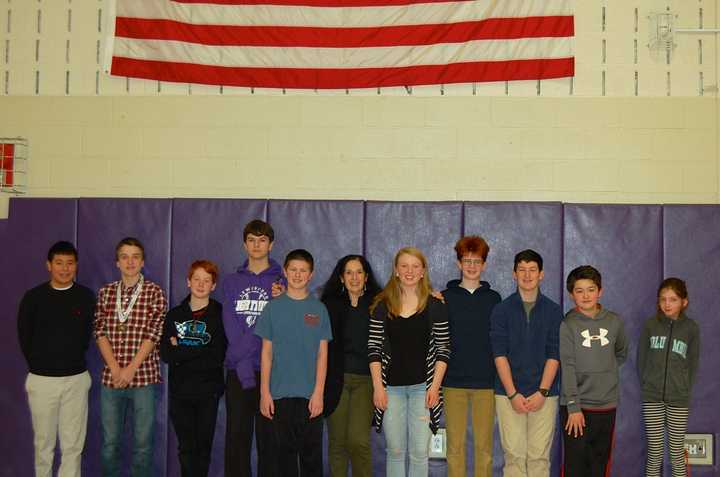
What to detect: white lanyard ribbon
<box><xmin>116</xmin><ymin>274</ymin><xmax>144</xmax><ymax>324</ymax></box>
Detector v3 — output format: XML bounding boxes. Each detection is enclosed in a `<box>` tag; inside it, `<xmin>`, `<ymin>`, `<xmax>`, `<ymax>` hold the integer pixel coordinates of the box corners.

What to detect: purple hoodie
<box><xmin>222</xmin><ymin>258</ymin><xmax>284</xmax><ymax>389</ymax></box>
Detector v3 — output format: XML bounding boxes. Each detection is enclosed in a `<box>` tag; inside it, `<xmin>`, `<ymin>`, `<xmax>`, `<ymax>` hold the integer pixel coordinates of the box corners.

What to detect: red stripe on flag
<box><xmin>1</xmin><ymin>143</ymin><xmax>14</xmax><ymax>186</ymax></box>
<box><xmin>111</xmin><ymin>56</ymin><xmax>574</xmax><ymax>89</ymax></box>
<box><xmin>115</xmin><ymin>16</ymin><xmax>574</xmax><ymax>47</ymax></box>
<box><xmin>171</xmin><ymin>0</ymin><xmax>467</xmax><ymax>7</ymax></box>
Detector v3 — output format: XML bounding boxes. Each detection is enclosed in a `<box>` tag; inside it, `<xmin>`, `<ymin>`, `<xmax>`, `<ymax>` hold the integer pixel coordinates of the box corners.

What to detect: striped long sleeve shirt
<box><xmin>368</xmin><ymin>296</ymin><xmax>450</xmax><ymax>434</ymax></box>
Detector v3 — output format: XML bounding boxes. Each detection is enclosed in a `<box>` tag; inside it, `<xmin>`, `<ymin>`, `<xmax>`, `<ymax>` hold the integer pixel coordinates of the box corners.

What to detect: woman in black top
<box><xmin>321</xmin><ymin>255</ymin><xmax>380</xmax><ymax>477</ymax></box>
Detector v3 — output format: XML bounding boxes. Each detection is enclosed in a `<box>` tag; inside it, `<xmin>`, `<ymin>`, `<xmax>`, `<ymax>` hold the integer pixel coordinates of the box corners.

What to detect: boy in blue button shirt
<box><xmin>255</xmin><ymin>249</ymin><xmax>332</xmax><ymax>477</ymax></box>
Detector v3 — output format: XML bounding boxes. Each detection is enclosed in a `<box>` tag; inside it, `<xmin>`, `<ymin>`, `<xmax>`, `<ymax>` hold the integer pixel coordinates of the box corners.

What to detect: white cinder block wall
<box><xmin>0</xmin><ymin>1</ymin><xmax>719</xmax><ymax>217</ymax></box>
<box><xmin>0</xmin><ymin>96</ymin><xmax>717</xmax><ymax>203</ymax></box>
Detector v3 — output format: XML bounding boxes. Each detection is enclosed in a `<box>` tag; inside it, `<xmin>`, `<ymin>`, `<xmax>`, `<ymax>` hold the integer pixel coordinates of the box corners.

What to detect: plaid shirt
<box><xmin>94</xmin><ymin>278</ymin><xmax>167</xmax><ymax>388</ymax></box>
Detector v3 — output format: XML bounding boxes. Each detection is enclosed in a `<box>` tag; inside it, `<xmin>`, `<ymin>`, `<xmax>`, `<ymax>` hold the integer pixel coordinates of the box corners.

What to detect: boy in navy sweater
<box><xmin>490</xmin><ymin>249</ymin><xmax>563</xmax><ymax>477</ymax></box>
<box><xmin>443</xmin><ymin>236</ymin><xmax>501</xmax><ymax>477</ymax></box>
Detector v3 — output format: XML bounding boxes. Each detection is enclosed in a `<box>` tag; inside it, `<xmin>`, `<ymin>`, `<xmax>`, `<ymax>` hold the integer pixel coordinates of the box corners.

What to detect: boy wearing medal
<box><xmin>94</xmin><ymin>237</ymin><xmax>168</xmax><ymax>477</ymax></box>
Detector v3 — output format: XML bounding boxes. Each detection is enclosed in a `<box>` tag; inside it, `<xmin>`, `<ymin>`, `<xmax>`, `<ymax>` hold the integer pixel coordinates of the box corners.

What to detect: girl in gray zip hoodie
<box><xmin>638</xmin><ymin>278</ymin><xmax>700</xmax><ymax>477</ymax></box>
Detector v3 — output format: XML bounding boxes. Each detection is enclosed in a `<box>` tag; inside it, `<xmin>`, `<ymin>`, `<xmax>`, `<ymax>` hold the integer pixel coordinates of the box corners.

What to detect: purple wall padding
<box><xmin>3</xmin><ymin>198</ymin><xmax>719</xmax><ymax>477</ymax></box>
<box><xmin>564</xmin><ymin>204</ymin><xmax>662</xmax><ymax>477</ymax></box>
<box><xmin>76</xmin><ymin>198</ymin><xmax>173</xmax><ymax>477</ymax></box>
<box><xmin>268</xmin><ymin>199</ymin><xmax>365</xmax><ymax>294</ymax></box>
<box><xmin>464</xmin><ymin>202</ymin><xmax>564</xmax><ymax>303</ymax></box>
<box><xmin>663</xmin><ymin>205</ymin><xmax>720</xmax><ymax>477</ymax></box>
<box><xmin>0</xmin><ymin>198</ymin><xmax>77</xmax><ymax>477</ymax></box>
<box><xmin>365</xmin><ymin>201</ymin><xmax>463</xmax><ymax>290</ymax></box>
<box><xmin>169</xmin><ymin>199</ymin><xmax>268</xmax><ymax>304</ymax></box>
<box><xmin>169</xmin><ymin>198</ymin><xmax>267</xmax><ymax>477</ymax></box>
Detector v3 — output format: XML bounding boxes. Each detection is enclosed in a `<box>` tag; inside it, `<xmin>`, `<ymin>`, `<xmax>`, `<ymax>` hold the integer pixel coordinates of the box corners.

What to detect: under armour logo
<box><xmin>581</xmin><ymin>328</ymin><xmax>609</xmax><ymax>347</ymax></box>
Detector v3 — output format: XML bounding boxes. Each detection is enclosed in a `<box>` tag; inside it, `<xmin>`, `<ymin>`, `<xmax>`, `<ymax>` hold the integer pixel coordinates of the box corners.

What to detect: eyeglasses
<box><xmin>461</xmin><ymin>258</ymin><xmax>483</xmax><ymax>266</ymax></box>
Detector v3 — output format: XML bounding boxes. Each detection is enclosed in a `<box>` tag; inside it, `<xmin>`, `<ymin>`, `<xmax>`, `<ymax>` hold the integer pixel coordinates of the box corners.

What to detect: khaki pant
<box><xmin>444</xmin><ymin>387</ymin><xmax>495</xmax><ymax>477</ymax></box>
<box><xmin>25</xmin><ymin>371</ymin><xmax>91</xmax><ymax>477</ymax></box>
<box><xmin>326</xmin><ymin>373</ymin><xmax>374</xmax><ymax>477</ymax></box>
<box><xmin>495</xmin><ymin>395</ymin><xmax>558</xmax><ymax>477</ymax></box>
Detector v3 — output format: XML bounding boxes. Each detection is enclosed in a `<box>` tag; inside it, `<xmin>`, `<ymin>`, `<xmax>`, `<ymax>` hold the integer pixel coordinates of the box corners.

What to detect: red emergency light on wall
<box><xmin>1</xmin><ymin>142</ymin><xmax>14</xmax><ymax>187</ymax></box>
<box><xmin>0</xmin><ymin>138</ymin><xmax>27</xmax><ymax>193</ymax></box>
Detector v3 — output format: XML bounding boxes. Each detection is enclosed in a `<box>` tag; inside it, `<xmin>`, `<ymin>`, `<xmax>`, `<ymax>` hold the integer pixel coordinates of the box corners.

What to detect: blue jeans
<box><xmin>384</xmin><ymin>383</ymin><xmax>432</xmax><ymax>477</ymax></box>
<box><xmin>100</xmin><ymin>385</ymin><xmax>157</xmax><ymax>477</ymax></box>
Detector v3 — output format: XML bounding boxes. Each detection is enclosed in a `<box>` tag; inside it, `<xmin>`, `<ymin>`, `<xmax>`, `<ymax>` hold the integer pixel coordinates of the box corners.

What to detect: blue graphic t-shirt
<box><xmin>254</xmin><ymin>294</ymin><xmax>333</xmax><ymax>400</ymax></box>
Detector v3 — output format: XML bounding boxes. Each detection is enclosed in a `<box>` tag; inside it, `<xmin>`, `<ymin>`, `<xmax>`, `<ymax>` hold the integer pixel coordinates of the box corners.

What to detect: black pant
<box><xmin>225</xmin><ymin>371</ymin><xmax>275</xmax><ymax>477</ymax></box>
<box><xmin>272</xmin><ymin>398</ymin><xmax>323</xmax><ymax>477</ymax></box>
<box><xmin>169</xmin><ymin>393</ymin><xmax>220</xmax><ymax>477</ymax></box>
<box><xmin>561</xmin><ymin>406</ymin><xmax>616</xmax><ymax>477</ymax></box>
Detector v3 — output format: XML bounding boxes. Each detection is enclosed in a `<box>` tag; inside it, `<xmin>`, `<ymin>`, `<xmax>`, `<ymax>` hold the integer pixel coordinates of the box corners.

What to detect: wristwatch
<box><xmin>538</xmin><ymin>388</ymin><xmax>550</xmax><ymax>397</ymax></box>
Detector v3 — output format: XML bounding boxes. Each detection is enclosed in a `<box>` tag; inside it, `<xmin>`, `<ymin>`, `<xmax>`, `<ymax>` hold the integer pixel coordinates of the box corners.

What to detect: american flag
<box><xmin>109</xmin><ymin>0</ymin><xmax>574</xmax><ymax>90</ymax></box>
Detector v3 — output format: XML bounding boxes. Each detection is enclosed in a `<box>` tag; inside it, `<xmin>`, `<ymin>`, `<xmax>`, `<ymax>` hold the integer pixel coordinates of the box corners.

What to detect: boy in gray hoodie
<box><xmin>560</xmin><ymin>265</ymin><xmax>628</xmax><ymax>477</ymax></box>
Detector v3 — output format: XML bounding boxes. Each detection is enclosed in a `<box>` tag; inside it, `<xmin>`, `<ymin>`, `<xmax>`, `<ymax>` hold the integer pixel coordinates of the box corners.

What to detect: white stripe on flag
<box><xmin>116</xmin><ymin>0</ymin><xmax>573</xmax><ymax>28</ymax></box>
<box><xmin>114</xmin><ymin>36</ymin><xmax>573</xmax><ymax>69</ymax></box>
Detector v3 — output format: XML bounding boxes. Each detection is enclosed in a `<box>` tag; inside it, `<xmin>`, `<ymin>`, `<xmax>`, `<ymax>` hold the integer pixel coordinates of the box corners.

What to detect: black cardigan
<box><xmin>322</xmin><ymin>293</ymin><xmax>373</xmax><ymax>417</ymax></box>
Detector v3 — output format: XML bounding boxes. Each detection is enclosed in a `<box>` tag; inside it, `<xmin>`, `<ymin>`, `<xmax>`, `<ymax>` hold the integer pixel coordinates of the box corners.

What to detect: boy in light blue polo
<box><xmin>255</xmin><ymin>249</ymin><xmax>332</xmax><ymax>477</ymax></box>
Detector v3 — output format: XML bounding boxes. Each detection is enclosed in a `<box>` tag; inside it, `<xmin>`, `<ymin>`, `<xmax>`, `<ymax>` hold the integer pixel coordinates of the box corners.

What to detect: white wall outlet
<box><xmin>685</xmin><ymin>434</ymin><xmax>714</xmax><ymax>465</ymax></box>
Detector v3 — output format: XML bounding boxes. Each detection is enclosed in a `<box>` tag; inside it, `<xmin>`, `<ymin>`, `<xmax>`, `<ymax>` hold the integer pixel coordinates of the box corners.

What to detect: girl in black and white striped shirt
<box><xmin>368</xmin><ymin>247</ymin><xmax>450</xmax><ymax>477</ymax></box>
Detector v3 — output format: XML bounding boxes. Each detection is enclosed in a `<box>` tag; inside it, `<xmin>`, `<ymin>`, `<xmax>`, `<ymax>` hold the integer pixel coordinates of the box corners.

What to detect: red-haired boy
<box><xmin>443</xmin><ymin>236</ymin><xmax>501</xmax><ymax>477</ymax></box>
<box><xmin>161</xmin><ymin>260</ymin><xmax>227</xmax><ymax>477</ymax></box>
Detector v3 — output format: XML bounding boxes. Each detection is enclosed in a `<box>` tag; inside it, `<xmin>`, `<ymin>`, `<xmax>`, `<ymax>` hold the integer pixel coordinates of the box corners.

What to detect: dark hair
<box><xmin>513</xmin><ymin>249</ymin><xmax>543</xmax><ymax>271</ymax></box>
<box><xmin>566</xmin><ymin>265</ymin><xmax>602</xmax><ymax>292</ymax></box>
<box><xmin>284</xmin><ymin>249</ymin><xmax>314</xmax><ymax>272</ymax></box>
<box><xmin>188</xmin><ymin>259</ymin><xmax>219</xmax><ymax>283</ymax></box>
<box><xmin>454</xmin><ymin>236</ymin><xmax>490</xmax><ymax>261</ymax></box>
<box><xmin>243</xmin><ymin>219</ymin><xmax>275</xmax><ymax>242</ymax></box>
<box><xmin>47</xmin><ymin>241</ymin><xmax>78</xmax><ymax>261</ymax></box>
<box><xmin>656</xmin><ymin>277</ymin><xmax>689</xmax><ymax>319</ymax></box>
<box><xmin>320</xmin><ymin>255</ymin><xmax>381</xmax><ymax>302</ymax></box>
<box><xmin>115</xmin><ymin>237</ymin><xmax>145</xmax><ymax>260</ymax></box>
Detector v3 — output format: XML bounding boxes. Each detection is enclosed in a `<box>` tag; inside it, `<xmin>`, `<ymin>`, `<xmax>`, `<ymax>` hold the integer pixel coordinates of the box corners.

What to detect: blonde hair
<box><xmin>370</xmin><ymin>247</ymin><xmax>432</xmax><ymax>318</ymax></box>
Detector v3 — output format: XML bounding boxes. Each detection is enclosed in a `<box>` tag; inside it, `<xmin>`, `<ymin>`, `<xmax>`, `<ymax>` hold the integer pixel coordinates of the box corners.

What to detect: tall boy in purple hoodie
<box><xmin>223</xmin><ymin>219</ymin><xmax>285</xmax><ymax>477</ymax></box>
